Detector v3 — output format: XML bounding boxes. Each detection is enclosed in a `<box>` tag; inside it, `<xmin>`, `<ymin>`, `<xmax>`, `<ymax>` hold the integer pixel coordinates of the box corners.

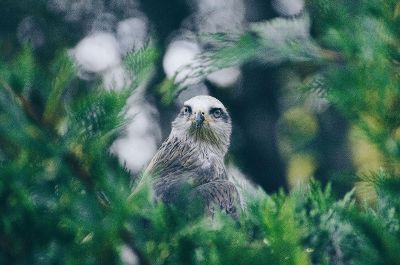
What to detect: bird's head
<box><xmin>171</xmin><ymin>95</ymin><xmax>232</xmax><ymax>152</ymax></box>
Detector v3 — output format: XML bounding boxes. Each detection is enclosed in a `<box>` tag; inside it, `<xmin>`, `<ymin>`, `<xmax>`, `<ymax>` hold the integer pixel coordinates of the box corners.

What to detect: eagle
<box><xmin>144</xmin><ymin>95</ymin><xmax>241</xmax><ymax>216</ymax></box>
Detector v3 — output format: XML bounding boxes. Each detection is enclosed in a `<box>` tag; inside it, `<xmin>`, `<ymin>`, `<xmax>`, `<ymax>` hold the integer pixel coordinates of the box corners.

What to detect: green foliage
<box><xmin>305</xmin><ymin>1</ymin><xmax>400</xmax><ymax>166</ymax></box>
<box><xmin>43</xmin><ymin>51</ymin><xmax>75</xmax><ymax>125</ymax></box>
<box><xmin>0</xmin><ymin>46</ymin><xmax>153</xmax><ymax>264</ymax></box>
<box><xmin>3</xmin><ymin>1</ymin><xmax>400</xmax><ymax>265</ymax></box>
<box><xmin>286</xmin><ymin>3</ymin><xmax>400</xmax><ymax>261</ymax></box>
<box><xmin>123</xmin><ymin>43</ymin><xmax>160</xmax><ymax>90</ymax></box>
<box><xmin>158</xmin><ymin>78</ymin><xmax>178</xmax><ymax>105</ymax></box>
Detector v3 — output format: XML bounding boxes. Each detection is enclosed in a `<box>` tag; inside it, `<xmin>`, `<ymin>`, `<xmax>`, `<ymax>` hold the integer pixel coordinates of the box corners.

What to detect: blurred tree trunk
<box><xmin>210</xmin><ymin>64</ymin><xmax>288</xmax><ymax>193</ymax></box>
<box><xmin>314</xmin><ymin>107</ymin><xmax>354</xmax><ymax>195</ymax></box>
<box><xmin>139</xmin><ymin>0</ymin><xmax>190</xmax><ymax>139</ymax></box>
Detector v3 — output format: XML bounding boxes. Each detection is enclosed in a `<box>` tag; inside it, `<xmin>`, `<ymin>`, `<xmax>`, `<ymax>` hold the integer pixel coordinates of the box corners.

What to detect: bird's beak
<box><xmin>195</xmin><ymin>112</ymin><xmax>205</xmax><ymax>128</ymax></box>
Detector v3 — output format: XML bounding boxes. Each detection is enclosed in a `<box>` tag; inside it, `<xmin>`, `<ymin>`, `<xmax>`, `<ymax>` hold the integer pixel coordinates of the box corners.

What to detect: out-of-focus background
<box><xmin>0</xmin><ymin>0</ymin><xmax>382</xmax><ymax>196</ymax></box>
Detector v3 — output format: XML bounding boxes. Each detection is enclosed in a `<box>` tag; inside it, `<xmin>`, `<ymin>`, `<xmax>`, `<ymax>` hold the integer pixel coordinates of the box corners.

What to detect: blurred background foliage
<box><xmin>2</xmin><ymin>0</ymin><xmax>400</xmax><ymax>264</ymax></box>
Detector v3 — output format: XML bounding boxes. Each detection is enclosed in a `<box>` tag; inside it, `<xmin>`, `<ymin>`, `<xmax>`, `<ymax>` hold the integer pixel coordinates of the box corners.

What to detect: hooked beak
<box><xmin>195</xmin><ymin>112</ymin><xmax>205</xmax><ymax>128</ymax></box>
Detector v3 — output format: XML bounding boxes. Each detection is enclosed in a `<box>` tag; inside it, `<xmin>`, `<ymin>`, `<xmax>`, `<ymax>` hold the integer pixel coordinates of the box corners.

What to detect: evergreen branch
<box><xmin>0</xmin><ymin>78</ymin><xmax>41</xmax><ymax>124</ymax></box>
<box><xmin>63</xmin><ymin>151</ymin><xmax>95</xmax><ymax>192</ymax></box>
<box><xmin>43</xmin><ymin>52</ymin><xmax>75</xmax><ymax>126</ymax></box>
<box><xmin>344</xmin><ymin>209</ymin><xmax>400</xmax><ymax>265</ymax></box>
<box><xmin>120</xmin><ymin>229</ymin><xmax>151</xmax><ymax>265</ymax></box>
<box><xmin>162</xmin><ymin>14</ymin><xmax>341</xmax><ymax>101</ymax></box>
<box><xmin>123</xmin><ymin>42</ymin><xmax>159</xmax><ymax>90</ymax></box>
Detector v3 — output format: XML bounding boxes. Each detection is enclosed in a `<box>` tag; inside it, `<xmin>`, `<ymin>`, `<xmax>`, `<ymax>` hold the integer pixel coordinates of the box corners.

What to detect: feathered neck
<box><xmin>169</xmin><ymin>128</ymin><xmax>229</xmax><ymax>158</ymax></box>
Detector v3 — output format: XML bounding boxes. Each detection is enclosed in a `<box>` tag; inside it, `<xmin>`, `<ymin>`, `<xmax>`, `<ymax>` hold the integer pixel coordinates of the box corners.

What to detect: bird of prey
<box><xmin>145</xmin><ymin>95</ymin><xmax>241</xmax><ymax>216</ymax></box>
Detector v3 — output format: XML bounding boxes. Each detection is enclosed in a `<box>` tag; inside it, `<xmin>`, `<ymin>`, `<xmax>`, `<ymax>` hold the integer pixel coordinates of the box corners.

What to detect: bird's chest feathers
<box><xmin>185</xmin><ymin>150</ymin><xmax>225</xmax><ymax>184</ymax></box>
<box><xmin>185</xmin><ymin>143</ymin><xmax>220</xmax><ymax>173</ymax></box>
<box><xmin>173</xmin><ymin>138</ymin><xmax>225</xmax><ymax>178</ymax></box>
<box><xmin>152</xmin><ymin>135</ymin><xmax>227</xmax><ymax>183</ymax></box>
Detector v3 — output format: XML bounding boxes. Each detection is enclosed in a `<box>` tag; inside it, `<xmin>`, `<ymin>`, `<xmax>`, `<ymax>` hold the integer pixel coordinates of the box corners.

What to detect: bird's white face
<box><xmin>172</xmin><ymin>95</ymin><xmax>232</xmax><ymax>148</ymax></box>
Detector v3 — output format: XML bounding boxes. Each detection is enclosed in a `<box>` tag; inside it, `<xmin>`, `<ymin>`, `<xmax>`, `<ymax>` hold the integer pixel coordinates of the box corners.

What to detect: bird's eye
<box><xmin>182</xmin><ymin>106</ymin><xmax>191</xmax><ymax>115</ymax></box>
<box><xmin>211</xmin><ymin>108</ymin><xmax>222</xmax><ymax>118</ymax></box>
